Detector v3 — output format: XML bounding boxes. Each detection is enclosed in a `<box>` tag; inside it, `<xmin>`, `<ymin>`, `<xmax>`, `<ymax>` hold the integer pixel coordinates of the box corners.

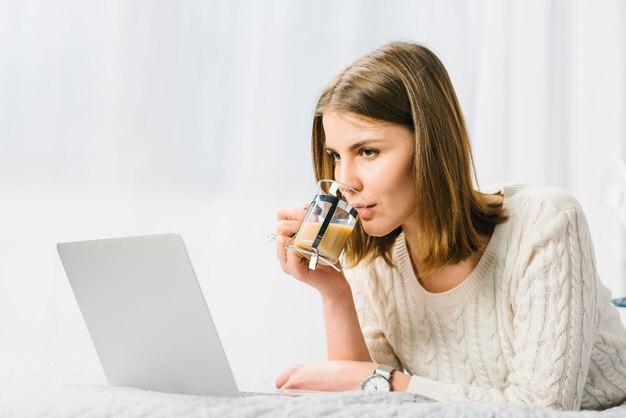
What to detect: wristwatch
<box><xmin>361</xmin><ymin>364</ymin><xmax>395</xmax><ymax>391</ymax></box>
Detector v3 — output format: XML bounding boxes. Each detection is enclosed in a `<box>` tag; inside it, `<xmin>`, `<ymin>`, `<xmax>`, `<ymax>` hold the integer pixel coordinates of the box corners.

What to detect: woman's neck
<box><xmin>401</xmin><ymin>193</ymin><xmax>502</xmax><ymax>293</ymax></box>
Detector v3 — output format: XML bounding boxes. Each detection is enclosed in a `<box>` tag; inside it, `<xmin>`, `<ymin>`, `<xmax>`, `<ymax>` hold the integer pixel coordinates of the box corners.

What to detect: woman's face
<box><xmin>322</xmin><ymin>110</ymin><xmax>417</xmax><ymax>237</ymax></box>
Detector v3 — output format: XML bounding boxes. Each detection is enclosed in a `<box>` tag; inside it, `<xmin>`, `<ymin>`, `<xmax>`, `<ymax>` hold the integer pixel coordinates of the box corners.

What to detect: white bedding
<box><xmin>1</xmin><ymin>354</ymin><xmax>625</xmax><ymax>418</ymax></box>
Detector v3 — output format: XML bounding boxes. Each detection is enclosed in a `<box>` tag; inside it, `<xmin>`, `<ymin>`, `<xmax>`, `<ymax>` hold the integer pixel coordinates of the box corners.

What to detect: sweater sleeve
<box><xmin>407</xmin><ymin>206</ymin><xmax>598</xmax><ymax>410</ymax></box>
<box><xmin>344</xmin><ymin>265</ymin><xmax>404</xmax><ymax>372</ymax></box>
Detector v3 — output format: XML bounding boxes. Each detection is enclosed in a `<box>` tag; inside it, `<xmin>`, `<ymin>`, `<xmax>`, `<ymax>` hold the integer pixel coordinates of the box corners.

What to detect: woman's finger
<box><xmin>278</xmin><ymin>239</ymin><xmax>306</xmax><ymax>271</ymax></box>
<box><xmin>276</xmin><ymin>233</ymin><xmax>289</xmax><ymax>246</ymax></box>
<box><xmin>286</xmin><ymin>245</ymin><xmax>305</xmax><ymax>265</ymax></box>
<box><xmin>277</xmin><ymin>207</ymin><xmax>306</xmax><ymax>222</ymax></box>
<box><xmin>276</xmin><ymin>234</ymin><xmax>289</xmax><ymax>264</ymax></box>
<box><xmin>277</xmin><ymin>219</ymin><xmax>302</xmax><ymax>237</ymax></box>
<box><xmin>275</xmin><ymin>368</ymin><xmax>291</xmax><ymax>389</ymax></box>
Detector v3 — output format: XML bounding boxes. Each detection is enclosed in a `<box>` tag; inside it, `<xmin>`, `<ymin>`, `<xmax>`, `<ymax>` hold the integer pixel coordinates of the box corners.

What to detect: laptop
<box><xmin>57</xmin><ymin>232</ymin><xmax>311</xmax><ymax>397</ymax></box>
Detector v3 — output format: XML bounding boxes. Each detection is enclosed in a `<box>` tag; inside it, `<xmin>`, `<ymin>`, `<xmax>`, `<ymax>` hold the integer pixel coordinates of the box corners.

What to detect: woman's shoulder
<box><xmin>488</xmin><ymin>184</ymin><xmax>593</xmax><ymax>256</ymax></box>
<box><xmin>488</xmin><ymin>183</ymin><xmax>585</xmax><ymax>218</ymax></box>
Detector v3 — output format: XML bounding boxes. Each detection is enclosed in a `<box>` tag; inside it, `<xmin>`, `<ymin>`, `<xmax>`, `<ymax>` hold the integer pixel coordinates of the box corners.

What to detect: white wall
<box><xmin>1</xmin><ymin>0</ymin><xmax>624</xmax><ymax>384</ymax></box>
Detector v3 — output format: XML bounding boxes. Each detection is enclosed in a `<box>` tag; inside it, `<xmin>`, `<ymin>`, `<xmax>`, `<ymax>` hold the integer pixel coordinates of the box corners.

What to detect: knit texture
<box><xmin>344</xmin><ymin>184</ymin><xmax>626</xmax><ymax>410</ymax></box>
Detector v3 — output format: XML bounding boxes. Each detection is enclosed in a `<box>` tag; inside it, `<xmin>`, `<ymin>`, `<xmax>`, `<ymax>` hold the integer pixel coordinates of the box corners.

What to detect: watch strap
<box><xmin>374</xmin><ymin>364</ymin><xmax>395</xmax><ymax>380</ymax></box>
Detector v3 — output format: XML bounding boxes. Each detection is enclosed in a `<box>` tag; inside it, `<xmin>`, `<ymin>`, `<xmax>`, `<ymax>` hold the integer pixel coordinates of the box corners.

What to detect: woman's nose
<box><xmin>335</xmin><ymin>161</ymin><xmax>362</xmax><ymax>192</ymax></box>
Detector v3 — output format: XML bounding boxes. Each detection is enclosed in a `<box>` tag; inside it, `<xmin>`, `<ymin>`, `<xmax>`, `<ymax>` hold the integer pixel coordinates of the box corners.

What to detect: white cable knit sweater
<box><xmin>344</xmin><ymin>184</ymin><xmax>626</xmax><ymax>410</ymax></box>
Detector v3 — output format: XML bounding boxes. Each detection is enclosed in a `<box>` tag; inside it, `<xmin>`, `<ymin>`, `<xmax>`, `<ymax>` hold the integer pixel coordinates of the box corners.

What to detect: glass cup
<box><xmin>286</xmin><ymin>179</ymin><xmax>366</xmax><ymax>271</ymax></box>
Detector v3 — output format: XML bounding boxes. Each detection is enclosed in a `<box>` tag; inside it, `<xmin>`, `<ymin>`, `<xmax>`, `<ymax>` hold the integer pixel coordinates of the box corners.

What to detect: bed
<box><xmin>1</xmin><ymin>354</ymin><xmax>625</xmax><ymax>418</ymax></box>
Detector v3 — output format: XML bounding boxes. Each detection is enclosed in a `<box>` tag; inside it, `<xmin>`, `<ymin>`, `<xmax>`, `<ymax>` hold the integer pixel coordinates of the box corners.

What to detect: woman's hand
<box><xmin>275</xmin><ymin>361</ymin><xmax>376</xmax><ymax>392</ymax></box>
<box><xmin>276</xmin><ymin>206</ymin><xmax>350</xmax><ymax>299</ymax></box>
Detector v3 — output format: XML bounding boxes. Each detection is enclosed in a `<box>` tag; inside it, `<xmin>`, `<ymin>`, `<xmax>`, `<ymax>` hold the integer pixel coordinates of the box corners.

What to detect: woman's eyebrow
<box><xmin>325</xmin><ymin>139</ymin><xmax>385</xmax><ymax>153</ymax></box>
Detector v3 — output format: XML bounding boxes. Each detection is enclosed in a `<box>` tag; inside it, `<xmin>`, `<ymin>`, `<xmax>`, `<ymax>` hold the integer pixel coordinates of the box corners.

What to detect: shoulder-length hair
<box><xmin>311</xmin><ymin>41</ymin><xmax>507</xmax><ymax>274</ymax></box>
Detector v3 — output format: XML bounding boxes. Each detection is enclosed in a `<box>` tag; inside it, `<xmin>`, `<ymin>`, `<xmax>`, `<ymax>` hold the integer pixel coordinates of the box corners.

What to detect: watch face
<box><xmin>362</xmin><ymin>374</ymin><xmax>390</xmax><ymax>391</ymax></box>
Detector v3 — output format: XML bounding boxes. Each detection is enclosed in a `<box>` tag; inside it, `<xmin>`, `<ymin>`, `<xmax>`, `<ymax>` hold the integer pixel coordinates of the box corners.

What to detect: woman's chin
<box><xmin>361</xmin><ymin>222</ymin><xmax>395</xmax><ymax>238</ymax></box>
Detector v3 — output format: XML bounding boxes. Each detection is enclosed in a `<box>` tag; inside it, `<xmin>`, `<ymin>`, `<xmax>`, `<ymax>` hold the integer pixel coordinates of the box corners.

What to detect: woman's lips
<box><xmin>356</xmin><ymin>204</ymin><xmax>376</xmax><ymax>219</ymax></box>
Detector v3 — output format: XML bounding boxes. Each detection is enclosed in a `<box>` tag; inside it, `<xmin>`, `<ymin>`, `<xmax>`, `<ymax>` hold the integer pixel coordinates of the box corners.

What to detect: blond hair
<box><xmin>311</xmin><ymin>42</ymin><xmax>507</xmax><ymax>274</ymax></box>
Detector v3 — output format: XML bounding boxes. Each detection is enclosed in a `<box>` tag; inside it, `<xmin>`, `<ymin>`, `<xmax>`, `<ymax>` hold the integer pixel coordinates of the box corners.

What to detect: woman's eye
<box><xmin>360</xmin><ymin>148</ymin><xmax>379</xmax><ymax>158</ymax></box>
<box><xmin>329</xmin><ymin>152</ymin><xmax>341</xmax><ymax>161</ymax></box>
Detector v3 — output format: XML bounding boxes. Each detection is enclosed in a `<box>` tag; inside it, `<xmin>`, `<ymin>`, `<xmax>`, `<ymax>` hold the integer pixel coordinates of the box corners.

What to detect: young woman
<box><xmin>273</xmin><ymin>42</ymin><xmax>626</xmax><ymax>410</ymax></box>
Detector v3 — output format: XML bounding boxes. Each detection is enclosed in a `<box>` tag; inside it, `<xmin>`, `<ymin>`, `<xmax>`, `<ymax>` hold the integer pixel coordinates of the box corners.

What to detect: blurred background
<box><xmin>0</xmin><ymin>0</ymin><xmax>624</xmax><ymax>385</ymax></box>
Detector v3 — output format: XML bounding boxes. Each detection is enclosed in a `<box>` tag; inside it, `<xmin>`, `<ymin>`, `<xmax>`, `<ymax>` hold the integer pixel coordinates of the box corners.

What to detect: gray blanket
<box><xmin>1</xmin><ymin>355</ymin><xmax>625</xmax><ymax>418</ymax></box>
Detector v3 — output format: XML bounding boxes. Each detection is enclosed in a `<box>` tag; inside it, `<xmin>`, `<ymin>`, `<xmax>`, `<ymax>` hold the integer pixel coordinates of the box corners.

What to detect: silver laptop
<box><xmin>57</xmin><ymin>233</ymin><xmax>308</xmax><ymax>397</ymax></box>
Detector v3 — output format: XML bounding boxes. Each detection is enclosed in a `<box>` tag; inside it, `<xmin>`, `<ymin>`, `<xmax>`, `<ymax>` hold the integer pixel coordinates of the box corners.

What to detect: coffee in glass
<box><xmin>286</xmin><ymin>180</ymin><xmax>366</xmax><ymax>271</ymax></box>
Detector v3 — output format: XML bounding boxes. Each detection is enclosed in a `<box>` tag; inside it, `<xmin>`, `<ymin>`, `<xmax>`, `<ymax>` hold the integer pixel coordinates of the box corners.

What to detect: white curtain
<box><xmin>470</xmin><ymin>0</ymin><xmax>625</xmax><ymax>296</ymax></box>
<box><xmin>0</xmin><ymin>0</ymin><xmax>624</xmax><ymax>382</ymax></box>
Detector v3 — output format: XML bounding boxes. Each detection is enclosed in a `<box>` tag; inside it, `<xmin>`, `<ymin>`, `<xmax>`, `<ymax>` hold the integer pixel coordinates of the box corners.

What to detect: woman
<box><xmin>274</xmin><ymin>41</ymin><xmax>626</xmax><ymax>410</ymax></box>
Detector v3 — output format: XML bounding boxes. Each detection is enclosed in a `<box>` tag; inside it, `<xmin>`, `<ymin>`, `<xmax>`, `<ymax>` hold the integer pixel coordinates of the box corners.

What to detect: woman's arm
<box><xmin>275</xmin><ymin>359</ymin><xmax>412</xmax><ymax>391</ymax></box>
<box><xmin>275</xmin><ymin>207</ymin><xmax>404</xmax><ymax>390</ymax></box>
<box><xmin>322</xmin><ymin>282</ymin><xmax>371</xmax><ymax>361</ymax></box>
<box><xmin>275</xmin><ymin>264</ymin><xmax>409</xmax><ymax>391</ymax></box>
<box><xmin>275</xmin><ymin>207</ymin><xmax>372</xmax><ymax>362</ymax></box>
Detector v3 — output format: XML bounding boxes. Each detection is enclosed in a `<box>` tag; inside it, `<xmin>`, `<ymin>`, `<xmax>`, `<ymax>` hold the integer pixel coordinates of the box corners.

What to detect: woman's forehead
<box><xmin>322</xmin><ymin>112</ymin><xmax>389</xmax><ymax>145</ymax></box>
<box><xmin>322</xmin><ymin>111</ymin><xmax>410</xmax><ymax>150</ymax></box>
